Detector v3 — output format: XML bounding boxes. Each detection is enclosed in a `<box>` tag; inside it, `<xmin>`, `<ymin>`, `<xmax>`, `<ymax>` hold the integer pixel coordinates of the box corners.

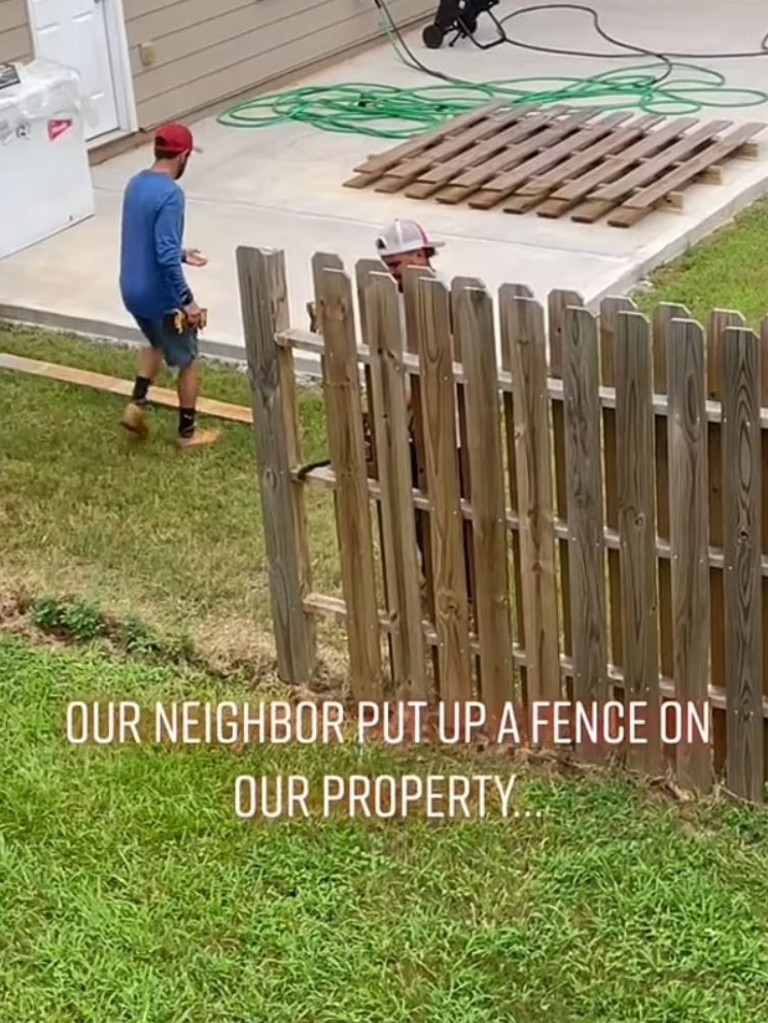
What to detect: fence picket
<box><xmin>615</xmin><ymin>312</ymin><xmax>661</xmax><ymax>771</ymax></box>
<box><xmin>316</xmin><ymin>266</ymin><xmax>382</xmax><ymax>699</ymax></box>
<box><xmin>563</xmin><ymin>306</ymin><xmax>608</xmax><ymax>761</ymax></box>
<box><xmin>455</xmin><ymin>283</ymin><xmax>514</xmax><ymax>715</ymax></box>
<box><xmin>668</xmin><ymin>317</ymin><xmax>712</xmax><ymax>793</ymax></box>
<box><xmin>722</xmin><ymin>326</ymin><xmax>763</xmax><ymax>801</ymax></box>
<box><xmin>236</xmin><ymin>246</ymin><xmax>316</xmax><ymax>684</ymax></box>
<box><xmin>413</xmin><ymin>275</ymin><xmax>473</xmax><ymax>702</ymax></box>
<box><xmin>502</xmin><ymin>293</ymin><xmax>560</xmax><ymax>709</ymax></box>
<box><xmin>365</xmin><ymin>272</ymin><xmax>428</xmax><ymax>700</ymax></box>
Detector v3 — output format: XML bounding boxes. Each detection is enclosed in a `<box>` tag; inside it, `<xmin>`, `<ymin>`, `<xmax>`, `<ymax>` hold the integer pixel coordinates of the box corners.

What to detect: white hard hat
<box><xmin>375</xmin><ymin>218</ymin><xmax>445</xmax><ymax>258</ymax></box>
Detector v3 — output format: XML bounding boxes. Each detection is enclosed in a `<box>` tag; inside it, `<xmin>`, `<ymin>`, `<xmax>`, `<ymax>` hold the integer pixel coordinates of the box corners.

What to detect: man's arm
<box><xmin>154</xmin><ymin>191</ymin><xmax>192</xmax><ymax>307</ymax></box>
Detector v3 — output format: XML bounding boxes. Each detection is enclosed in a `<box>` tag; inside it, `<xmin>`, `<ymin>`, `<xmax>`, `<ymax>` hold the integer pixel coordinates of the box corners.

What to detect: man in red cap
<box><xmin>119</xmin><ymin>122</ymin><xmax>219</xmax><ymax>448</ymax></box>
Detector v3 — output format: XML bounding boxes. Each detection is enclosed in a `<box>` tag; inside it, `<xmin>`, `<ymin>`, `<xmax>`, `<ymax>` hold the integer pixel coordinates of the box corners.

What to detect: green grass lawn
<box><xmin>632</xmin><ymin>196</ymin><xmax>768</xmax><ymax>326</ymax></box>
<box><xmin>2</xmin><ymin>636</ymin><xmax>768</xmax><ymax>1023</ymax></box>
<box><xmin>0</xmin><ymin>326</ymin><xmax>341</xmax><ymax>656</ymax></box>
<box><xmin>5</xmin><ymin>198</ymin><xmax>768</xmax><ymax>1021</ymax></box>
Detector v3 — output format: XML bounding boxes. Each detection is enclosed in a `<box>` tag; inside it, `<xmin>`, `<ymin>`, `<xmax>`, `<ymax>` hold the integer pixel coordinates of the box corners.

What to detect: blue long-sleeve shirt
<box><xmin>119</xmin><ymin>169</ymin><xmax>192</xmax><ymax>319</ymax></box>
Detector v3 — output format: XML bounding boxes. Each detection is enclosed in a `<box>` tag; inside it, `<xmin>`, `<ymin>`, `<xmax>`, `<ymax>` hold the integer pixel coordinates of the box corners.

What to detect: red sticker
<box><xmin>48</xmin><ymin>118</ymin><xmax>72</xmax><ymax>141</ymax></box>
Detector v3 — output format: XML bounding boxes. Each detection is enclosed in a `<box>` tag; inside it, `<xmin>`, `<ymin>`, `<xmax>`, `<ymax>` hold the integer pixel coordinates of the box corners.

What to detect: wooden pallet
<box><xmin>344</xmin><ymin>103</ymin><xmax>766</xmax><ymax>227</ymax></box>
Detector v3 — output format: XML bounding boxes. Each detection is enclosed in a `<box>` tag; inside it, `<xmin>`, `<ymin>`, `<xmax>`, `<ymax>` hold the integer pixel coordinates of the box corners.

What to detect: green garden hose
<box><xmin>216</xmin><ymin>4</ymin><xmax>768</xmax><ymax>138</ymax></box>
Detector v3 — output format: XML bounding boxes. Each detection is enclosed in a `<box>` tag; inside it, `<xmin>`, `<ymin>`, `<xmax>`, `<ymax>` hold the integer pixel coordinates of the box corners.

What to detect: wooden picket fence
<box><xmin>236</xmin><ymin>244</ymin><xmax>768</xmax><ymax>804</ymax></box>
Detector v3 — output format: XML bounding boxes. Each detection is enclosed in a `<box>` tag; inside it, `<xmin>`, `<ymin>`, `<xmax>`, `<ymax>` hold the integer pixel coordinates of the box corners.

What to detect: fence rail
<box><xmin>237</xmin><ymin>245</ymin><xmax>768</xmax><ymax>804</ymax></box>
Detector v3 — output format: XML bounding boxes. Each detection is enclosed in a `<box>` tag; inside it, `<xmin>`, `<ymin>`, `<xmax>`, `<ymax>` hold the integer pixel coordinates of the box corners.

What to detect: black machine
<box><xmin>422</xmin><ymin>0</ymin><xmax>502</xmax><ymax>49</ymax></box>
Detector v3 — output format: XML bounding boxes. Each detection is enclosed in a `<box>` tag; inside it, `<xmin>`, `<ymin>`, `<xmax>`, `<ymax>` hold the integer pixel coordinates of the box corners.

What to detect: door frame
<box><xmin>24</xmin><ymin>0</ymin><xmax>138</xmax><ymax>146</ymax></box>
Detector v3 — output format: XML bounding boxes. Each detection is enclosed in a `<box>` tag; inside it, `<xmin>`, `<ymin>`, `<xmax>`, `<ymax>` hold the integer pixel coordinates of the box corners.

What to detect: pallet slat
<box><xmin>345</xmin><ymin>106</ymin><xmax>764</xmax><ymax>227</ymax></box>
<box><xmin>722</xmin><ymin>326</ymin><xmax>764</xmax><ymax>802</ymax></box>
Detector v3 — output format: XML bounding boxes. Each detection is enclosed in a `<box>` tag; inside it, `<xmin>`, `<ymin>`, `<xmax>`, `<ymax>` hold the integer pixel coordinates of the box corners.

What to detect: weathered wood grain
<box><xmin>501</xmin><ymin>292</ymin><xmax>560</xmax><ymax>708</ymax></box>
<box><xmin>707</xmin><ymin>309</ymin><xmax>746</xmax><ymax>777</ymax></box>
<box><xmin>365</xmin><ymin>271</ymin><xmax>428</xmax><ymax>700</ymax></box>
<box><xmin>721</xmin><ymin>326</ymin><xmax>763</xmax><ymax>801</ymax></box>
<box><xmin>652</xmin><ymin>303</ymin><xmax>690</xmax><ymax>696</ymax></box>
<box><xmin>499</xmin><ymin>283</ymin><xmax>534</xmax><ymax>701</ymax></box>
<box><xmin>563</xmin><ymin>305</ymin><xmax>609</xmax><ymax>761</ymax></box>
<box><xmin>668</xmin><ymin>317</ymin><xmax>712</xmax><ymax>793</ymax></box>
<box><xmin>413</xmin><ymin>275</ymin><xmax>473</xmax><ymax>702</ymax></box>
<box><xmin>549</xmin><ymin>289</ymin><xmax>584</xmax><ymax>665</ymax></box>
<box><xmin>236</xmin><ymin>246</ymin><xmax>316</xmax><ymax>683</ymax></box>
<box><xmin>601</xmin><ymin>296</ymin><xmax>636</xmax><ymax>674</ymax></box>
<box><xmin>316</xmin><ymin>266</ymin><xmax>382</xmax><ymax>698</ymax></box>
<box><xmin>455</xmin><ymin>283</ymin><xmax>514</xmax><ymax>714</ymax></box>
<box><xmin>615</xmin><ymin>311</ymin><xmax>661</xmax><ymax>771</ymax></box>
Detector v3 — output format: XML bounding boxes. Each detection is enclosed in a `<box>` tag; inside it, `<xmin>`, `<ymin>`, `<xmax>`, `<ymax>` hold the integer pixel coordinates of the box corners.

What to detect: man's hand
<box><xmin>184</xmin><ymin>248</ymin><xmax>208</xmax><ymax>267</ymax></box>
<box><xmin>182</xmin><ymin>300</ymin><xmax>204</xmax><ymax>328</ymax></box>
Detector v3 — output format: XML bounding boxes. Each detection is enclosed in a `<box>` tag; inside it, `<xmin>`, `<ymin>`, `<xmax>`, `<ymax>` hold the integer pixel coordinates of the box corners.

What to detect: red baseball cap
<box><xmin>154</xmin><ymin>122</ymin><xmax>201</xmax><ymax>156</ymax></box>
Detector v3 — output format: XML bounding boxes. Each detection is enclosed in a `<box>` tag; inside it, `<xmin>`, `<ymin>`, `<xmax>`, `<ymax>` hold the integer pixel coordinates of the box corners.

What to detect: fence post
<box><xmin>236</xmin><ymin>245</ymin><xmax>316</xmax><ymax>684</ymax></box>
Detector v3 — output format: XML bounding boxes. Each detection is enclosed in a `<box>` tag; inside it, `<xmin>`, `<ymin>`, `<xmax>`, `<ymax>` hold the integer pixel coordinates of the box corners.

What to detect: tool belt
<box><xmin>168</xmin><ymin>307</ymin><xmax>208</xmax><ymax>333</ymax></box>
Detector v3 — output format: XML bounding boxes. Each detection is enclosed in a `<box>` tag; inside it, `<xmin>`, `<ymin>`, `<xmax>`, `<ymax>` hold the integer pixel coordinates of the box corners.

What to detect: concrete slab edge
<box><xmin>589</xmin><ymin>169</ymin><xmax>768</xmax><ymax>309</ymax></box>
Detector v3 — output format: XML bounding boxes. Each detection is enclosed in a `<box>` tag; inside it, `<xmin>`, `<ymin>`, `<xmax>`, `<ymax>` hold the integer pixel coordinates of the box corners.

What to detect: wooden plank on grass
<box><xmin>563</xmin><ymin>306</ymin><xmax>609</xmax><ymax>761</ymax></box>
<box><xmin>316</xmin><ymin>266</ymin><xmax>382</xmax><ymax>699</ymax></box>
<box><xmin>761</xmin><ymin>317</ymin><xmax>768</xmax><ymax>780</ymax></box>
<box><xmin>615</xmin><ymin>311</ymin><xmax>661</xmax><ymax>772</ymax></box>
<box><xmin>455</xmin><ymin>282</ymin><xmax>514</xmax><ymax>715</ymax></box>
<box><xmin>413</xmin><ymin>275</ymin><xmax>472</xmax><ymax>702</ymax></box>
<box><xmin>236</xmin><ymin>246</ymin><xmax>316</xmax><ymax>685</ymax></box>
<box><xmin>668</xmin><ymin>317</ymin><xmax>712</xmax><ymax>793</ymax></box>
<box><xmin>722</xmin><ymin>326</ymin><xmax>764</xmax><ymax>802</ymax></box>
<box><xmin>501</xmin><ymin>292</ymin><xmax>560</xmax><ymax>708</ymax></box>
<box><xmin>601</xmin><ymin>296</ymin><xmax>636</xmax><ymax>675</ymax></box>
<box><xmin>365</xmin><ymin>272</ymin><xmax>427</xmax><ymax>700</ymax></box>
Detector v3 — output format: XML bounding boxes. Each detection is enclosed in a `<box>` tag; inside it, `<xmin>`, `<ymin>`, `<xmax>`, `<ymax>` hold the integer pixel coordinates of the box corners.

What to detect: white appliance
<box><xmin>0</xmin><ymin>59</ymin><xmax>95</xmax><ymax>262</ymax></box>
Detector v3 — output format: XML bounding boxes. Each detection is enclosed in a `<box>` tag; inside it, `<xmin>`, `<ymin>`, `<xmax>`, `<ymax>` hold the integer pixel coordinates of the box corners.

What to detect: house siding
<box><xmin>0</xmin><ymin>0</ymin><xmax>33</xmax><ymax>64</ymax></box>
<box><xmin>125</xmin><ymin>0</ymin><xmax>435</xmax><ymax>128</ymax></box>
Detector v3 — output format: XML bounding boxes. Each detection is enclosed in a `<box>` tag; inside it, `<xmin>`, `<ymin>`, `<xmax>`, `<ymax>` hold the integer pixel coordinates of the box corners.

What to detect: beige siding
<box><xmin>125</xmin><ymin>0</ymin><xmax>434</xmax><ymax>128</ymax></box>
<box><xmin>0</xmin><ymin>0</ymin><xmax>32</xmax><ymax>63</ymax></box>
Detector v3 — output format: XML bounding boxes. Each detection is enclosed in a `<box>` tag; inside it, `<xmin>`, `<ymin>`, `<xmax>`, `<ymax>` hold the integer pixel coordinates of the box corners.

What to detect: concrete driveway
<box><xmin>2</xmin><ymin>0</ymin><xmax>768</xmax><ymax>360</ymax></box>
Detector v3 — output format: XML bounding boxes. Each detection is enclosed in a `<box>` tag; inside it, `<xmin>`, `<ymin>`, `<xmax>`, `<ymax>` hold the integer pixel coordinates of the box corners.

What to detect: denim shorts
<box><xmin>135</xmin><ymin>315</ymin><xmax>198</xmax><ymax>369</ymax></box>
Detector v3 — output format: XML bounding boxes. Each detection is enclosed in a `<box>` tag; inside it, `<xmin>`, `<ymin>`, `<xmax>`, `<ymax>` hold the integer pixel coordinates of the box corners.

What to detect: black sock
<box><xmin>132</xmin><ymin>376</ymin><xmax>151</xmax><ymax>404</ymax></box>
<box><xmin>179</xmin><ymin>407</ymin><xmax>196</xmax><ymax>438</ymax></box>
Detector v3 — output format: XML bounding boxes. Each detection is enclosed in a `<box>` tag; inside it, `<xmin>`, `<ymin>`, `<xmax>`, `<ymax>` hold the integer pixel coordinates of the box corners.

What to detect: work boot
<box><xmin>177</xmin><ymin>427</ymin><xmax>221</xmax><ymax>450</ymax></box>
<box><xmin>121</xmin><ymin>401</ymin><xmax>149</xmax><ymax>438</ymax></box>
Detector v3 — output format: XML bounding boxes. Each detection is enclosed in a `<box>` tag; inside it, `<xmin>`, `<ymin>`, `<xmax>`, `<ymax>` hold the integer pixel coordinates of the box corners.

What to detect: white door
<box><xmin>27</xmin><ymin>0</ymin><xmax>120</xmax><ymax>141</ymax></box>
